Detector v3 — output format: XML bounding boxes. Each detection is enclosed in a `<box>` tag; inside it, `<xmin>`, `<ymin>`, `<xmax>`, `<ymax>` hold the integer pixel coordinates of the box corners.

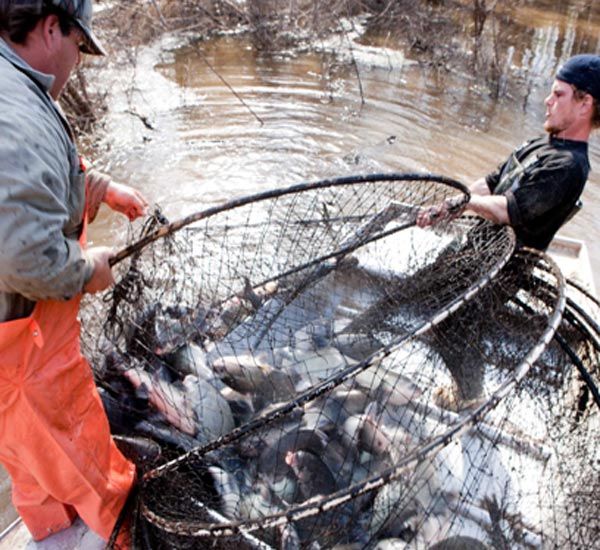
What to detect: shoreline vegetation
<box><xmin>65</xmin><ymin>0</ymin><xmax>520</xmax><ymax>140</ymax></box>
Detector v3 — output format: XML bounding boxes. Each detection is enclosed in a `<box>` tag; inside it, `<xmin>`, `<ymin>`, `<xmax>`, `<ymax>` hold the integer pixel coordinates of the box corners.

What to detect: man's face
<box><xmin>543</xmin><ymin>79</ymin><xmax>584</xmax><ymax>138</ymax></box>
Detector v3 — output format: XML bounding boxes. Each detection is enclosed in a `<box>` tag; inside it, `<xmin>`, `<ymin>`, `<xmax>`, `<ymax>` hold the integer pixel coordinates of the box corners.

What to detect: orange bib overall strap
<box><xmin>0</xmin><ymin>205</ymin><xmax>135</xmax><ymax>541</ymax></box>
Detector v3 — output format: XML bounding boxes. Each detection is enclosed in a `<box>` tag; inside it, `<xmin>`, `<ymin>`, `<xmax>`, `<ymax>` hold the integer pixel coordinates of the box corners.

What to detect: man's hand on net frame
<box><xmin>416</xmin><ymin>196</ymin><xmax>467</xmax><ymax>228</ymax></box>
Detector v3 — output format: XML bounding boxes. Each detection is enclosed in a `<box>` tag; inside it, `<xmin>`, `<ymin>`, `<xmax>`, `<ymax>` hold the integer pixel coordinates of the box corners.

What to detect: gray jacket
<box><xmin>0</xmin><ymin>38</ymin><xmax>107</xmax><ymax>322</ymax></box>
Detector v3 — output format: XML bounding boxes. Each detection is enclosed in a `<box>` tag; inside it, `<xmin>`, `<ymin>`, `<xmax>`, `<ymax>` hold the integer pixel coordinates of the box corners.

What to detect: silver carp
<box><xmin>208</xmin><ymin>465</ymin><xmax>242</xmax><ymax>519</ymax></box>
<box><xmin>123</xmin><ymin>366</ymin><xmax>234</xmax><ymax>441</ymax></box>
<box><xmin>182</xmin><ymin>374</ymin><xmax>235</xmax><ymax>442</ymax></box>
<box><xmin>285</xmin><ymin>450</ymin><xmax>337</xmax><ymax>501</ymax></box>
<box><xmin>124</xmin><ymin>366</ymin><xmax>197</xmax><ymax>435</ymax></box>
<box><xmin>280</xmin><ymin>346</ymin><xmax>357</xmax><ymax>388</ymax></box>
<box><xmin>212</xmin><ymin>353</ymin><xmax>297</xmax><ymax>404</ymax></box>
<box><xmin>168</xmin><ymin>342</ymin><xmax>220</xmax><ymax>386</ymax></box>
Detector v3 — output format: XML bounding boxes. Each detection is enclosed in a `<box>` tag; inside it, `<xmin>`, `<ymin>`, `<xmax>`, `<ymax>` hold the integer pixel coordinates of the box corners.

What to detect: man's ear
<box><xmin>40</xmin><ymin>14</ymin><xmax>62</xmax><ymax>52</ymax></box>
<box><xmin>578</xmin><ymin>92</ymin><xmax>595</xmax><ymax>117</ymax></box>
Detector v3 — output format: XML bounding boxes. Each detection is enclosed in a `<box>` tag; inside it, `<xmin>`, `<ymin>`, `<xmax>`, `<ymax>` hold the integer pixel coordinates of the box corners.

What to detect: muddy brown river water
<box><xmin>2</xmin><ymin>0</ymin><xmax>600</xmax><ymax>541</ymax></box>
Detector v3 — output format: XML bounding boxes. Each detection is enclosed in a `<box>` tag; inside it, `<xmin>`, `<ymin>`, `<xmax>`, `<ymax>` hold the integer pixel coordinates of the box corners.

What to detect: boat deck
<box><xmin>547</xmin><ymin>236</ymin><xmax>596</xmax><ymax>294</ymax></box>
<box><xmin>0</xmin><ymin>516</ymin><xmax>104</xmax><ymax>550</ymax></box>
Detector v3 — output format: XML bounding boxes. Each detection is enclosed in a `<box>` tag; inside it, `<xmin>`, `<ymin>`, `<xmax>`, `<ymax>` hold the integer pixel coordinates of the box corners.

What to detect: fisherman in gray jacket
<box><xmin>0</xmin><ymin>0</ymin><xmax>148</xmax><ymax>544</ymax></box>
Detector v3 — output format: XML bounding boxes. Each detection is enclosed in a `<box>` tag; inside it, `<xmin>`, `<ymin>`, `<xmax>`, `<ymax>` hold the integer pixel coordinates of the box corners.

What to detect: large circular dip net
<box><xmin>81</xmin><ymin>173</ymin><xmax>600</xmax><ymax>549</ymax></box>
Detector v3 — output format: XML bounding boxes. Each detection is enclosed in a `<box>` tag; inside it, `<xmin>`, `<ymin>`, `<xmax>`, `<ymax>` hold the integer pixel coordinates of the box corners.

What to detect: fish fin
<box><xmin>136</xmin><ymin>382</ymin><xmax>150</xmax><ymax>401</ymax></box>
<box><xmin>364</xmin><ymin>400</ymin><xmax>380</xmax><ymax>419</ymax></box>
<box><xmin>313</xmin><ymin>428</ymin><xmax>330</xmax><ymax>447</ymax></box>
<box><xmin>242</xmin><ymin>277</ymin><xmax>263</xmax><ymax>310</ymax></box>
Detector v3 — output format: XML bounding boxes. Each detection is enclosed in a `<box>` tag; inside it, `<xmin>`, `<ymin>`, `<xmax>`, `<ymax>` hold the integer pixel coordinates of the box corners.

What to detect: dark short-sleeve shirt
<box><xmin>485</xmin><ymin>135</ymin><xmax>590</xmax><ymax>250</ymax></box>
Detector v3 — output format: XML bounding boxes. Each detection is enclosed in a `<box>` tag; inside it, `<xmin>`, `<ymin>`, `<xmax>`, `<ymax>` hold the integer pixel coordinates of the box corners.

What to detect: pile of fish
<box><xmin>96</xmin><ymin>254</ymin><xmax>555</xmax><ymax>549</ymax></box>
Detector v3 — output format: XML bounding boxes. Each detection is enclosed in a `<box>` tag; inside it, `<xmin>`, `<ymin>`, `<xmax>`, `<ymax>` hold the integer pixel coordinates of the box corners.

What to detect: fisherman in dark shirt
<box><xmin>414</xmin><ymin>54</ymin><xmax>600</xmax><ymax>411</ymax></box>
<box><xmin>418</xmin><ymin>53</ymin><xmax>600</xmax><ymax>250</ymax></box>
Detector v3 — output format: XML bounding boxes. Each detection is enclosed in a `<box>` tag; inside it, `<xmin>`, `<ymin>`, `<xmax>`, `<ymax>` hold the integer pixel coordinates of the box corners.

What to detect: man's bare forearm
<box><xmin>466</xmin><ymin>195</ymin><xmax>509</xmax><ymax>224</ymax></box>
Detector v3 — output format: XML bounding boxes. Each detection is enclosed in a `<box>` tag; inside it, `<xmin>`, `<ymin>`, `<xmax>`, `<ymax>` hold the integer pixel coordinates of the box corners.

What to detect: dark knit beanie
<box><xmin>556</xmin><ymin>54</ymin><xmax>600</xmax><ymax>102</ymax></box>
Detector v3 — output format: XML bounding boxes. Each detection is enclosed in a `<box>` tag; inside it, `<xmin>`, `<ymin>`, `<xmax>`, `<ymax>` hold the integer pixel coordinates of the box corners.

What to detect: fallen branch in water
<box><xmin>344</xmin><ymin>20</ymin><xmax>366</xmax><ymax>107</ymax></box>
<box><xmin>125</xmin><ymin>109</ymin><xmax>156</xmax><ymax>130</ymax></box>
<box><xmin>193</xmin><ymin>44</ymin><xmax>265</xmax><ymax>127</ymax></box>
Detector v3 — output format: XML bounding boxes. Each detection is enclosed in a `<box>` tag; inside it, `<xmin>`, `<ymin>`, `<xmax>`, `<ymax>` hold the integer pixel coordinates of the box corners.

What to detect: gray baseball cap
<box><xmin>46</xmin><ymin>0</ymin><xmax>106</xmax><ymax>56</ymax></box>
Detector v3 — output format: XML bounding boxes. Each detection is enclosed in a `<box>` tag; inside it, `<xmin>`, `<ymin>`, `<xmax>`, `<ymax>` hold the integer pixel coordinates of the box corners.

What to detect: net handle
<box><xmin>108</xmin><ymin>172</ymin><xmax>469</xmax><ymax>266</ymax></box>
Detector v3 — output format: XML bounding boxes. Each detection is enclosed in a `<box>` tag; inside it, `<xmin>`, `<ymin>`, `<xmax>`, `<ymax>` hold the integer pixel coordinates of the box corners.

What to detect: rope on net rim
<box><xmin>109</xmin><ymin>172</ymin><xmax>470</xmax><ymax>266</ymax></box>
<box><xmin>565</xmin><ymin>296</ymin><xmax>600</xmax><ymax>343</ymax></box>
<box><xmin>566</xmin><ymin>277</ymin><xmax>600</xmax><ymax>310</ymax></box>
<box><xmin>560</xmin><ymin>308</ymin><xmax>600</xmax><ymax>410</ymax></box>
<box><xmin>140</xmin><ymin>230</ymin><xmax>541</xmax><ymax>539</ymax></box>
<box><xmin>518</xmin><ymin>270</ymin><xmax>600</xmax><ymax>410</ymax></box>
<box><xmin>554</xmin><ymin>329</ymin><xmax>600</xmax><ymax>411</ymax></box>
<box><xmin>563</xmin><ymin>277</ymin><xmax>600</xmax><ymax>409</ymax></box>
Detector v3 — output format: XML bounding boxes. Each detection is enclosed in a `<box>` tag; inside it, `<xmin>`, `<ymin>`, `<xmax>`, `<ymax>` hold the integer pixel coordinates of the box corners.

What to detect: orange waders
<box><xmin>0</xmin><ymin>216</ymin><xmax>135</xmax><ymax>542</ymax></box>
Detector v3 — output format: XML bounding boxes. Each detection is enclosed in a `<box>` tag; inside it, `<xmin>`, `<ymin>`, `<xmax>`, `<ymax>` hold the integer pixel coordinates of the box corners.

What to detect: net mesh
<box><xmin>80</xmin><ymin>174</ymin><xmax>600</xmax><ymax>549</ymax></box>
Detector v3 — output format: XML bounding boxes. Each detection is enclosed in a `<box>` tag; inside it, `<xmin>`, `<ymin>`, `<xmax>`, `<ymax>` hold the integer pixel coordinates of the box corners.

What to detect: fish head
<box><xmin>359</xmin><ymin>414</ymin><xmax>393</xmax><ymax>456</ymax></box>
<box><xmin>284</xmin><ymin>450</ymin><xmax>298</xmax><ymax>469</ymax></box>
